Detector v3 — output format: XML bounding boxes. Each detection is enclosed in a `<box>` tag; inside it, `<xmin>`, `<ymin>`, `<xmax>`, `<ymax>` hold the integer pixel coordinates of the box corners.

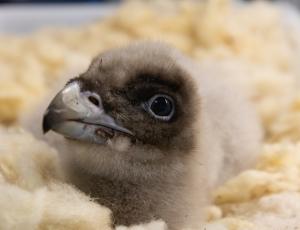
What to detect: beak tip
<box><xmin>43</xmin><ymin>129</ymin><xmax>50</xmax><ymax>134</ymax></box>
<box><xmin>42</xmin><ymin>115</ymin><xmax>51</xmax><ymax>134</ymax></box>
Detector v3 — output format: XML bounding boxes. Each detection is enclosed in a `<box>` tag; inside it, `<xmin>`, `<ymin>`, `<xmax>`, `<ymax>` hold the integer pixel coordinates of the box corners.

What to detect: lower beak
<box><xmin>42</xmin><ymin>81</ymin><xmax>133</xmax><ymax>144</ymax></box>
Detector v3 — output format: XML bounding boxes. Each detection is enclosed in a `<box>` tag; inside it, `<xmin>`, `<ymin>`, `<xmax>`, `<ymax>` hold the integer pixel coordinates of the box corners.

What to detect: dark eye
<box><xmin>144</xmin><ymin>94</ymin><xmax>175</xmax><ymax>121</ymax></box>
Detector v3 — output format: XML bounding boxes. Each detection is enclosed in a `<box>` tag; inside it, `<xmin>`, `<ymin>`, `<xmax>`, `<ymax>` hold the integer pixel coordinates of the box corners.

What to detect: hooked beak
<box><xmin>42</xmin><ymin>81</ymin><xmax>133</xmax><ymax>144</ymax></box>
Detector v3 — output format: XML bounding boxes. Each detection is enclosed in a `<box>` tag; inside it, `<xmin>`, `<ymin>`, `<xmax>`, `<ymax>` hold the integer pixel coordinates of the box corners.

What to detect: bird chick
<box><xmin>35</xmin><ymin>42</ymin><xmax>262</xmax><ymax>229</ymax></box>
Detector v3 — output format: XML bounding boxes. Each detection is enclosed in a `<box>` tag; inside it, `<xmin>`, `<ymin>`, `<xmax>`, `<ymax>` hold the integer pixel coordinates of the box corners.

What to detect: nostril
<box><xmin>88</xmin><ymin>95</ymin><xmax>100</xmax><ymax>106</ymax></box>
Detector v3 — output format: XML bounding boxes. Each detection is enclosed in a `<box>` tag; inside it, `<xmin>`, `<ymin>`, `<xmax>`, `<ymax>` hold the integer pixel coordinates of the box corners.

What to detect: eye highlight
<box><xmin>143</xmin><ymin>94</ymin><xmax>175</xmax><ymax>121</ymax></box>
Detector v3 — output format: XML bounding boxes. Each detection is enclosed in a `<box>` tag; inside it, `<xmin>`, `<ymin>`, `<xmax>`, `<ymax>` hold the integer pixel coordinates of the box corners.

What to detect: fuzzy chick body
<box><xmin>25</xmin><ymin>42</ymin><xmax>262</xmax><ymax>230</ymax></box>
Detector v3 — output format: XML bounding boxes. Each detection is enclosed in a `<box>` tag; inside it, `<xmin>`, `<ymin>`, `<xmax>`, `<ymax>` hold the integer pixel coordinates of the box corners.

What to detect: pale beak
<box><xmin>42</xmin><ymin>81</ymin><xmax>133</xmax><ymax>144</ymax></box>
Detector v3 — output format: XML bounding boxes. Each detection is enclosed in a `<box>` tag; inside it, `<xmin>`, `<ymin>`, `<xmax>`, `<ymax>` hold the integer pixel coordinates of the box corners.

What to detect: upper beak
<box><xmin>42</xmin><ymin>81</ymin><xmax>133</xmax><ymax>144</ymax></box>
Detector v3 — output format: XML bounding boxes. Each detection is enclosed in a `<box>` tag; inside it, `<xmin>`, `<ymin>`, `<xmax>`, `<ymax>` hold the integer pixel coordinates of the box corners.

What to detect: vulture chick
<box><xmin>34</xmin><ymin>42</ymin><xmax>262</xmax><ymax>229</ymax></box>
